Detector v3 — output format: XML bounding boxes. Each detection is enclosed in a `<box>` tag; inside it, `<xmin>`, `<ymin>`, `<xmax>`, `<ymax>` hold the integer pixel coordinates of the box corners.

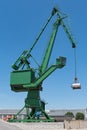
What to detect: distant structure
<box><xmin>0</xmin><ymin>108</ymin><xmax>87</xmax><ymax>121</ymax></box>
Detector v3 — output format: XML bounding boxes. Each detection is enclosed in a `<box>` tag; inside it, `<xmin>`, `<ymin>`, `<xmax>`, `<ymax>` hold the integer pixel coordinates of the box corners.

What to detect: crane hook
<box><xmin>71</xmin><ymin>48</ymin><xmax>81</xmax><ymax>89</ymax></box>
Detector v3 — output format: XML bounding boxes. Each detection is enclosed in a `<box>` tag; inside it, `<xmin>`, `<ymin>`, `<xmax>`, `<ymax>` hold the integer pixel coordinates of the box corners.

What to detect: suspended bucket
<box><xmin>71</xmin><ymin>77</ymin><xmax>81</xmax><ymax>89</ymax></box>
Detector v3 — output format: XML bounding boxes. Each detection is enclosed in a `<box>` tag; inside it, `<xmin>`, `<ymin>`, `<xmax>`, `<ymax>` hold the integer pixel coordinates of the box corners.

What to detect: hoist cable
<box><xmin>74</xmin><ymin>48</ymin><xmax>77</xmax><ymax>79</ymax></box>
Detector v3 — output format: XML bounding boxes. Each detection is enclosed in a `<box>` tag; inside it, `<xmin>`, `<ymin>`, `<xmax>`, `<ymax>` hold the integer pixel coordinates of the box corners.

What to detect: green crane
<box><xmin>10</xmin><ymin>7</ymin><xmax>76</xmax><ymax>122</ymax></box>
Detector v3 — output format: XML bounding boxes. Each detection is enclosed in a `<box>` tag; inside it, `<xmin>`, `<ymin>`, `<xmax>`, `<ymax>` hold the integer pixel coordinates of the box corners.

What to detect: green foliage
<box><xmin>75</xmin><ymin>112</ymin><xmax>84</xmax><ymax>120</ymax></box>
<box><xmin>65</xmin><ymin>112</ymin><xmax>74</xmax><ymax>117</ymax></box>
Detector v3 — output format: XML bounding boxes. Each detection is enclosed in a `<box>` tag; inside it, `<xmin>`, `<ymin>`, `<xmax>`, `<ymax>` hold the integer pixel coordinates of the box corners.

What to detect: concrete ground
<box><xmin>0</xmin><ymin>119</ymin><xmax>87</xmax><ymax>130</ymax></box>
<box><xmin>0</xmin><ymin>119</ymin><xmax>21</xmax><ymax>130</ymax></box>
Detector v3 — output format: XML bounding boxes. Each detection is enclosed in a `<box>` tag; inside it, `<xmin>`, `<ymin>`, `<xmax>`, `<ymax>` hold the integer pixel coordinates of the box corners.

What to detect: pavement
<box><xmin>0</xmin><ymin>119</ymin><xmax>87</xmax><ymax>130</ymax></box>
<box><xmin>0</xmin><ymin>119</ymin><xmax>21</xmax><ymax>130</ymax></box>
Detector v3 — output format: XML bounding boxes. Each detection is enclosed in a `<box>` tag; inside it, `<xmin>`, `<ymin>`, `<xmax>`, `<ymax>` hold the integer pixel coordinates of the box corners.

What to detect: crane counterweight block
<box><xmin>56</xmin><ymin>56</ymin><xmax>66</xmax><ymax>68</ymax></box>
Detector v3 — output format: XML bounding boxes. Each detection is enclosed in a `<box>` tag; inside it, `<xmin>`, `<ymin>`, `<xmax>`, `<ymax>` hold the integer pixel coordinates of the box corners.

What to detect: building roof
<box><xmin>48</xmin><ymin>109</ymin><xmax>86</xmax><ymax>116</ymax></box>
<box><xmin>0</xmin><ymin>108</ymin><xmax>86</xmax><ymax>116</ymax></box>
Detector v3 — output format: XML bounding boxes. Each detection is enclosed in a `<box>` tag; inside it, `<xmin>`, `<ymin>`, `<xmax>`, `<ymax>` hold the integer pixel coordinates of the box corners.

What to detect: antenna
<box><xmin>71</xmin><ymin>48</ymin><xmax>81</xmax><ymax>89</ymax></box>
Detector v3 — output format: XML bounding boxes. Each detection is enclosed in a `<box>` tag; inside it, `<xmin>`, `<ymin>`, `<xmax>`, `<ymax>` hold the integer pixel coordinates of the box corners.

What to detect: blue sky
<box><xmin>0</xmin><ymin>0</ymin><xmax>87</xmax><ymax>110</ymax></box>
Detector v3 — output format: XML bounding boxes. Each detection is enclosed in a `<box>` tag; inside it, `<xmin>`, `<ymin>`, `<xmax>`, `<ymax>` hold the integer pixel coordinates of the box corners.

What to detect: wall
<box><xmin>64</xmin><ymin>120</ymin><xmax>87</xmax><ymax>129</ymax></box>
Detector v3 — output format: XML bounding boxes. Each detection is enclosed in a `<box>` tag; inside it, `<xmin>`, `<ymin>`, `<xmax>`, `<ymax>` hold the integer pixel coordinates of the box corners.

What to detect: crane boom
<box><xmin>12</xmin><ymin>8</ymin><xmax>58</xmax><ymax>71</ymax></box>
<box><xmin>57</xmin><ymin>12</ymin><xmax>76</xmax><ymax>48</ymax></box>
<box><xmin>38</xmin><ymin>12</ymin><xmax>76</xmax><ymax>77</ymax></box>
<box><xmin>39</xmin><ymin>19</ymin><xmax>60</xmax><ymax>75</ymax></box>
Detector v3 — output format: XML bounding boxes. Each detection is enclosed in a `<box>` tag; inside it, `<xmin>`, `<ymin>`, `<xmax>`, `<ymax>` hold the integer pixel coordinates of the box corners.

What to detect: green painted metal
<box><xmin>11</xmin><ymin>8</ymin><xmax>58</xmax><ymax>71</ymax></box>
<box><xmin>10</xmin><ymin>69</ymin><xmax>35</xmax><ymax>85</ymax></box>
<box><xmin>57</xmin><ymin>13</ymin><xmax>76</xmax><ymax>48</ymax></box>
<box><xmin>39</xmin><ymin>19</ymin><xmax>60</xmax><ymax>74</ymax></box>
<box><xmin>11</xmin><ymin>57</ymin><xmax>66</xmax><ymax>92</ymax></box>
<box><xmin>24</xmin><ymin>57</ymin><xmax>66</xmax><ymax>88</ymax></box>
<box><xmin>9</xmin><ymin>7</ymin><xmax>76</xmax><ymax>122</ymax></box>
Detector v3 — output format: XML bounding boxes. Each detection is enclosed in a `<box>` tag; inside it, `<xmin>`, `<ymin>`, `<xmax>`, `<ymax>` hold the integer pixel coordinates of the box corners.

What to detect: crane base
<box><xmin>8</xmin><ymin>106</ymin><xmax>55</xmax><ymax>123</ymax></box>
<box><xmin>8</xmin><ymin>91</ymin><xmax>54</xmax><ymax>122</ymax></box>
<box><xmin>9</xmin><ymin>118</ymin><xmax>55</xmax><ymax>122</ymax></box>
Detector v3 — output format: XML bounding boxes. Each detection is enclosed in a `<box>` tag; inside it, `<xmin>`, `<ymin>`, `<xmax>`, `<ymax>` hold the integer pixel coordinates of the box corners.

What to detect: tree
<box><xmin>65</xmin><ymin>112</ymin><xmax>74</xmax><ymax>117</ymax></box>
<box><xmin>75</xmin><ymin>112</ymin><xmax>84</xmax><ymax>120</ymax></box>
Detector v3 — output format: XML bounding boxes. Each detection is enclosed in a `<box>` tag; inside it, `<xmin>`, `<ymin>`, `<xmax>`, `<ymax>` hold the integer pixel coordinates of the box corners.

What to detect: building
<box><xmin>0</xmin><ymin>108</ymin><xmax>87</xmax><ymax>121</ymax></box>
